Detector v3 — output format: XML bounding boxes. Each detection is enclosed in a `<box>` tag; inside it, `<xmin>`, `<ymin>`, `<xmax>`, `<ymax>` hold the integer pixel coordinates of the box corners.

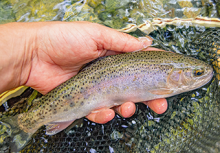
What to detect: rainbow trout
<box><xmin>2</xmin><ymin>51</ymin><xmax>213</xmax><ymax>151</ymax></box>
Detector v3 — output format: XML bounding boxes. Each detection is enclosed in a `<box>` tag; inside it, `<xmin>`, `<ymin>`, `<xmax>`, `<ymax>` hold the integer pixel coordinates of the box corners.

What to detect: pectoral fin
<box><xmin>46</xmin><ymin>120</ymin><xmax>74</xmax><ymax>135</ymax></box>
<box><xmin>148</xmin><ymin>89</ymin><xmax>173</xmax><ymax>95</ymax></box>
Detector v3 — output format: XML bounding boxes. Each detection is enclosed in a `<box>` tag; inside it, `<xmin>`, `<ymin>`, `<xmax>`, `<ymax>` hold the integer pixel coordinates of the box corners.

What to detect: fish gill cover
<box><xmin>0</xmin><ymin>0</ymin><xmax>219</xmax><ymax>153</ymax></box>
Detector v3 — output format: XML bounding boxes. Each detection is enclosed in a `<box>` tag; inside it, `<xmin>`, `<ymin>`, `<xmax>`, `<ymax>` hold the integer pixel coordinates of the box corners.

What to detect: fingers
<box><xmin>143</xmin><ymin>98</ymin><xmax>168</xmax><ymax>114</ymax></box>
<box><xmin>86</xmin><ymin>99</ymin><xmax>168</xmax><ymax>124</ymax></box>
<box><xmin>114</xmin><ymin>99</ymin><xmax>167</xmax><ymax>117</ymax></box>
<box><xmin>143</xmin><ymin>47</ymin><xmax>165</xmax><ymax>51</ymax></box>
<box><xmin>86</xmin><ymin>102</ymin><xmax>136</xmax><ymax>124</ymax></box>
<box><xmin>99</xmin><ymin>46</ymin><xmax>165</xmax><ymax>57</ymax></box>
<box><xmin>86</xmin><ymin>108</ymin><xmax>115</xmax><ymax>124</ymax></box>
<box><xmin>90</xmin><ymin>23</ymin><xmax>153</xmax><ymax>53</ymax></box>
<box><xmin>113</xmin><ymin>102</ymin><xmax>136</xmax><ymax>118</ymax></box>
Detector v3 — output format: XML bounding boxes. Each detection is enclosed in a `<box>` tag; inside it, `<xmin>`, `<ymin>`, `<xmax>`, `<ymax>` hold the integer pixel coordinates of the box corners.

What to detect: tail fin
<box><xmin>0</xmin><ymin>115</ymin><xmax>35</xmax><ymax>152</ymax></box>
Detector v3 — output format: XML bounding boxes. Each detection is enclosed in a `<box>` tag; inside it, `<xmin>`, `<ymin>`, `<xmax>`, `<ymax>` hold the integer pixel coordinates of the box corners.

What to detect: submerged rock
<box><xmin>10</xmin><ymin>0</ymin><xmax>68</xmax><ymax>22</ymax></box>
<box><xmin>63</xmin><ymin>2</ymin><xmax>101</xmax><ymax>23</ymax></box>
<box><xmin>0</xmin><ymin>0</ymin><xmax>15</xmax><ymax>24</ymax></box>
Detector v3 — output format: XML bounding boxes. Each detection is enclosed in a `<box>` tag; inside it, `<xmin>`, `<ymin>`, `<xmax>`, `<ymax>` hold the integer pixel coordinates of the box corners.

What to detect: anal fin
<box><xmin>46</xmin><ymin>120</ymin><xmax>74</xmax><ymax>135</ymax></box>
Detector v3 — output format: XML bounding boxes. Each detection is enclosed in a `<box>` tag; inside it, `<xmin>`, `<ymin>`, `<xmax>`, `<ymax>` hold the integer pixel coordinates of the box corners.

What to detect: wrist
<box><xmin>0</xmin><ymin>22</ymin><xmax>36</xmax><ymax>94</ymax></box>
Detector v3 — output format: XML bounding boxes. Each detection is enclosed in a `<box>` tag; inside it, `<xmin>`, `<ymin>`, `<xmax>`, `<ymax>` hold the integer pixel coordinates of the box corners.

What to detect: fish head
<box><xmin>167</xmin><ymin>57</ymin><xmax>213</xmax><ymax>92</ymax></box>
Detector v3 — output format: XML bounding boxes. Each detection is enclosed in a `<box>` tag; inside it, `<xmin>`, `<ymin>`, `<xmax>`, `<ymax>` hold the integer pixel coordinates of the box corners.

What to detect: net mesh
<box><xmin>0</xmin><ymin>25</ymin><xmax>215</xmax><ymax>153</ymax></box>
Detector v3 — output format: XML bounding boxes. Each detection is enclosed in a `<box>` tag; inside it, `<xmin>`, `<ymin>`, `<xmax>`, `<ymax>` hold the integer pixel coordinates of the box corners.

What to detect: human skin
<box><xmin>0</xmin><ymin>21</ymin><xmax>167</xmax><ymax>124</ymax></box>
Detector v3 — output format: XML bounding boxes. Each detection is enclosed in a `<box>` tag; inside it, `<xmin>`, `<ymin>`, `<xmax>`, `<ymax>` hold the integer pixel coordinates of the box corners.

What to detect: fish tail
<box><xmin>0</xmin><ymin>115</ymin><xmax>35</xmax><ymax>152</ymax></box>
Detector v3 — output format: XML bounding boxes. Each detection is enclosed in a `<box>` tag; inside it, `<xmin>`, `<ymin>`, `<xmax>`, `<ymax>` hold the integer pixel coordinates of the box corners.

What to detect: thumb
<box><xmin>90</xmin><ymin>23</ymin><xmax>153</xmax><ymax>54</ymax></box>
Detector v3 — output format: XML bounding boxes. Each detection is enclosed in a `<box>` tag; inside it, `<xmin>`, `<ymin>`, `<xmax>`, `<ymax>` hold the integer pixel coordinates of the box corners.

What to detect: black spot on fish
<box><xmin>81</xmin><ymin>102</ymin><xmax>84</xmax><ymax>106</ymax></box>
<box><xmin>70</xmin><ymin>102</ymin><xmax>75</xmax><ymax>107</ymax></box>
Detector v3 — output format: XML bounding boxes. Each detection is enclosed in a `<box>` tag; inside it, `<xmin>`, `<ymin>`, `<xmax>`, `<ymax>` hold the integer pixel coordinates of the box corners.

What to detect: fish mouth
<box><xmin>203</xmin><ymin>68</ymin><xmax>214</xmax><ymax>83</ymax></box>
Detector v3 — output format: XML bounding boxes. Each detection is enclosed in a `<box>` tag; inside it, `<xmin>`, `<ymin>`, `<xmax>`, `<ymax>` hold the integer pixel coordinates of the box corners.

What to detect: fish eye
<box><xmin>193</xmin><ymin>68</ymin><xmax>204</xmax><ymax>77</ymax></box>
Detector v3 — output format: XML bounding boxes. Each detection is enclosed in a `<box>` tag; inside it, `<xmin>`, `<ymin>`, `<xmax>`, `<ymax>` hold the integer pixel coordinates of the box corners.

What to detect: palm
<box><xmin>26</xmin><ymin>22</ymin><xmax>139</xmax><ymax>94</ymax></box>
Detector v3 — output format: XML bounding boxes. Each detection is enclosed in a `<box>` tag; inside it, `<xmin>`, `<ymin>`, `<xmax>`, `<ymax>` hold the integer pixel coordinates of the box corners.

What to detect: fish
<box><xmin>1</xmin><ymin>51</ymin><xmax>213</xmax><ymax>151</ymax></box>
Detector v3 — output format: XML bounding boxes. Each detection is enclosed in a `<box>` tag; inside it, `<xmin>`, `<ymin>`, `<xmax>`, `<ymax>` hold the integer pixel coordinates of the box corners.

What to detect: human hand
<box><xmin>0</xmin><ymin>21</ymin><xmax>167</xmax><ymax>124</ymax></box>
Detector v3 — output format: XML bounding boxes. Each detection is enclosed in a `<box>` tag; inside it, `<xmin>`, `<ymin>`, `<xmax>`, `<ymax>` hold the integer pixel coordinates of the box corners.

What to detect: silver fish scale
<box><xmin>17</xmin><ymin>51</ymin><xmax>211</xmax><ymax>134</ymax></box>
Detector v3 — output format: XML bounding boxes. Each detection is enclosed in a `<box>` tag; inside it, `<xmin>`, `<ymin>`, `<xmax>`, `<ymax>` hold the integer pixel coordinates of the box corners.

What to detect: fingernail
<box><xmin>138</xmin><ymin>36</ymin><xmax>153</xmax><ymax>48</ymax></box>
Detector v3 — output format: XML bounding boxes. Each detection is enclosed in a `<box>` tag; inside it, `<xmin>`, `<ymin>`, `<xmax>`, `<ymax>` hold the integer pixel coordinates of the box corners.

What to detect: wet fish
<box><xmin>1</xmin><ymin>51</ymin><xmax>213</xmax><ymax>151</ymax></box>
